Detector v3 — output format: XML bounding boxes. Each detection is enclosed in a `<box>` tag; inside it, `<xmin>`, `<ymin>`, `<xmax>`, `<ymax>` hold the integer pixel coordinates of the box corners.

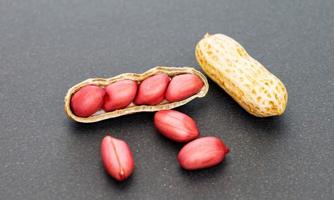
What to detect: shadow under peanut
<box><xmin>100</xmin><ymin>163</ymin><xmax>135</xmax><ymax>190</ymax></box>
<box><xmin>64</xmin><ymin>112</ymin><xmax>155</xmax><ymax>137</ymax></box>
<box><xmin>207</xmin><ymin>80</ymin><xmax>289</xmax><ymax>136</ymax></box>
<box><xmin>152</xmin><ymin>129</ymin><xmax>184</xmax><ymax>152</ymax></box>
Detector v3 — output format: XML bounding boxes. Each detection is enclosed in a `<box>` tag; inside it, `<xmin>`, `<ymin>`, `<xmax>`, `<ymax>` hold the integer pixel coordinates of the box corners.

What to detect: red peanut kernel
<box><xmin>70</xmin><ymin>85</ymin><xmax>105</xmax><ymax>117</ymax></box>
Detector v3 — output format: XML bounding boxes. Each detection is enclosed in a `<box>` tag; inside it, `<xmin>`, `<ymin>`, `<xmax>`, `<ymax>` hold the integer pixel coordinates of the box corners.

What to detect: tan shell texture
<box><xmin>195</xmin><ymin>33</ymin><xmax>288</xmax><ymax>117</ymax></box>
<box><xmin>64</xmin><ymin>66</ymin><xmax>209</xmax><ymax>123</ymax></box>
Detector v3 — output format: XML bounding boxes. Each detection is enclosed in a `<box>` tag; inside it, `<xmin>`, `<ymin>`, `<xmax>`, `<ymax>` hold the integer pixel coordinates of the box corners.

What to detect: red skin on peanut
<box><xmin>154</xmin><ymin>110</ymin><xmax>199</xmax><ymax>142</ymax></box>
<box><xmin>177</xmin><ymin>136</ymin><xmax>229</xmax><ymax>170</ymax></box>
<box><xmin>70</xmin><ymin>85</ymin><xmax>105</xmax><ymax>117</ymax></box>
<box><xmin>101</xmin><ymin>135</ymin><xmax>135</xmax><ymax>181</ymax></box>
<box><xmin>103</xmin><ymin>80</ymin><xmax>138</xmax><ymax>112</ymax></box>
<box><xmin>134</xmin><ymin>73</ymin><xmax>170</xmax><ymax>105</ymax></box>
<box><xmin>166</xmin><ymin>74</ymin><xmax>204</xmax><ymax>102</ymax></box>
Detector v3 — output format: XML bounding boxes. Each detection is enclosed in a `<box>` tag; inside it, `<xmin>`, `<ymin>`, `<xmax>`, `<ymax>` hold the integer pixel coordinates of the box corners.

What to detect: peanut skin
<box><xmin>154</xmin><ymin>110</ymin><xmax>199</xmax><ymax>142</ymax></box>
<box><xmin>166</xmin><ymin>74</ymin><xmax>204</xmax><ymax>102</ymax></box>
<box><xmin>70</xmin><ymin>85</ymin><xmax>105</xmax><ymax>117</ymax></box>
<box><xmin>101</xmin><ymin>135</ymin><xmax>135</xmax><ymax>181</ymax></box>
<box><xmin>134</xmin><ymin>73</ymin><xmax>171</xmax><ymax>105</ymax></box>
<box><xmin>178</xmin><ymin>136</ymin><xmax>229</xmax><ymax>170</ymax></box>
<box><xmin>103</xmin><ymin>80</ymin><xmax>137</xmax><ymax>112</ymax></box>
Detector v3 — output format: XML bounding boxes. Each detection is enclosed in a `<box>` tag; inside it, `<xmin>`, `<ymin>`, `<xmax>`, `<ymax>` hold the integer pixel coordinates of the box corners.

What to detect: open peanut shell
<box><xmin>64</xmin><ymin>66</ymin><xmax>209</xmax><ymax>123</ymax></box>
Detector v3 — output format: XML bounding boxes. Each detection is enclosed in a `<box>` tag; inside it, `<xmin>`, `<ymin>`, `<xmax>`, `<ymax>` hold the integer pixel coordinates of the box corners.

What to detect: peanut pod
<box><xmin>196</xmin><ymin>33</ymin><xmax>288</xmax><ymax>117</ymax></box>
<box><xmin>64</xmin><ymin>66</ymin><xmax>209</xmax><ymax>123</ymax></box>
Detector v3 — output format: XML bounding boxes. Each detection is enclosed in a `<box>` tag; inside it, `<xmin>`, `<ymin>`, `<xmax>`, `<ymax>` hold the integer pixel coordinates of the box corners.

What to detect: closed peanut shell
<box><xmin>196</xmin><ymin>33</ymin><xmax>288</xmax><ymax>117</ymax></box>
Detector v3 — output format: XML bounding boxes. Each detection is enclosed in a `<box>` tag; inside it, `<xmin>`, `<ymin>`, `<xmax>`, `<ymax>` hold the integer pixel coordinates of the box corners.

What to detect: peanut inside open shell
<box><xmin>64</xmin><ymin>66</ymin><xmax>209</xmax><ymax>123</ymax></box>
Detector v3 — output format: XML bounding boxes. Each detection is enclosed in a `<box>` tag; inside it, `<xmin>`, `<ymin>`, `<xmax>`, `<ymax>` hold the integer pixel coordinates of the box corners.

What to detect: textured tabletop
<box><xmin>0</xmin><ymin>0</ymin><xmax>333</xmax><ymax>199</ymax></box>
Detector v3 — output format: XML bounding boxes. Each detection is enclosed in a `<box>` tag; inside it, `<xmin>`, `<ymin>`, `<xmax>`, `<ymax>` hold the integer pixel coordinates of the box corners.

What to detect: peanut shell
<box><xmin>196</xmin><ymin>33</ymin><xmax>288</xmax><ymax>117</ymax></box>
<box><xmin>64</xmin><ymin>66</ymin><xmax>209</xmax><ymax>123</ymax></box>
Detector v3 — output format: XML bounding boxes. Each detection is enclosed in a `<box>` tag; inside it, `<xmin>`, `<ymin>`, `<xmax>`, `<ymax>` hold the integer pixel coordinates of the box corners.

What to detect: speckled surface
<box><xmin>0</xmin><ymin>0</ymin><xmax>333</xmax><ymax>199</ymax></box>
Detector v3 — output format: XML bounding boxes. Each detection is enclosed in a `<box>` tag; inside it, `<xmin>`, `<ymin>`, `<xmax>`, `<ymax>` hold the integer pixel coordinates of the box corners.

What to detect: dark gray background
<box><xmin>0</xmin><ymin>0</ymin><xmax>333</xmax><ymax>199</ymax></box>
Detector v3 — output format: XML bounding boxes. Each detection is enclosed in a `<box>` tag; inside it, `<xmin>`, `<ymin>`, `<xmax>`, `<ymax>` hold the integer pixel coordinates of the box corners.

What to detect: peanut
<box><xmin>101</xmin><ymin>135</ymin><xmax>135</xmax><ymax>181</ymax></box>
<box><xmin>177</xmin><ymin>136</ymin><xmax>229</xmax><ymax>170</ymax></box>
<box><xmin>70</xmin><ymin>85</ymin><xmax>105</xmax><ymax>117</ymax></box>
<box><xmin>166</xmin><ymin>74</ymin><xmax>204</xmax><ymax>102</ymax></box>
<box><xmin>154</xmin><ymin>110</ymin><xmax>199</xmax><ymax>142</ymax></box>
<box><xmin>103</xmin><ymin>80</ymin><xmax>137</xmax><ymax>112</ymax></box>
<box><xmin>134</xmin><ymin>73</ymin><xmax>170</xmax><ymax>105</ymax></box>
<box><xmin>64</xmin><ymin>66</ymin><xmax>208</xmax><ymax>123</ymax></box>
<box><xmin>195</xmin><ymin>33</ymin><xmax>288</xmax><ymax>117</ymax></box>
